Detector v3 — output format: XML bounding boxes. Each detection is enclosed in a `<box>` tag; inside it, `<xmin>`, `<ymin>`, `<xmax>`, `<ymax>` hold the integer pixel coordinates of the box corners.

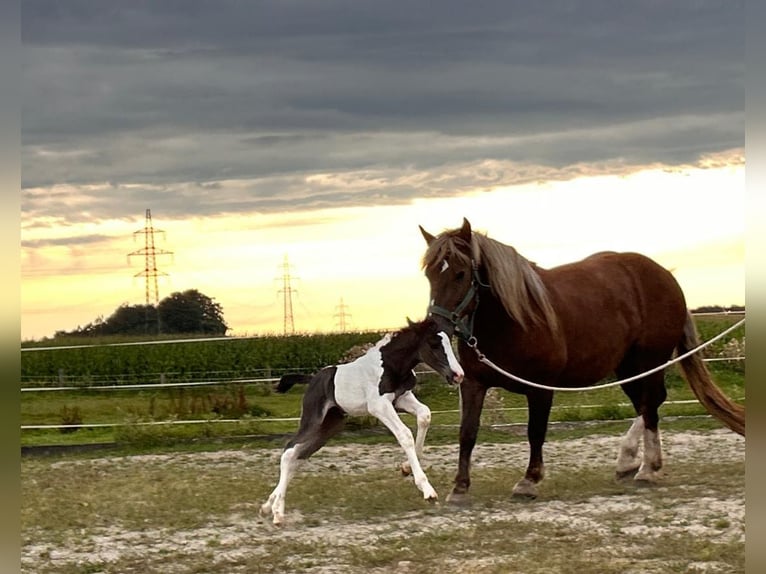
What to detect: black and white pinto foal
<box><xmin>260</xmin><ymin>318</ymin><xmax>464</xmax><ymax>525</ymax></box>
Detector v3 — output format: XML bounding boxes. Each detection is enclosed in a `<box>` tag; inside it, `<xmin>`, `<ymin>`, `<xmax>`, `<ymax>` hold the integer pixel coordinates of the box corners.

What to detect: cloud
<box><xmin>21</xmin><ymin>0</ymin><xmax>744</xmax><ymax>226</ymax></box>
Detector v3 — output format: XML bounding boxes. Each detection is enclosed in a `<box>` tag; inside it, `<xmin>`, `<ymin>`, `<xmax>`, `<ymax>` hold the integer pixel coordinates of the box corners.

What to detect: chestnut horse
<box><xmin>419</xmin><ymin>218</ymin><xmax>744</xmax><ymax>502</ymax></box>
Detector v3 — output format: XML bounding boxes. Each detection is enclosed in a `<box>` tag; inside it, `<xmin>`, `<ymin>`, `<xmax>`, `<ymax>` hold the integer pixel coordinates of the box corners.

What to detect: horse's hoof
<box><xmin>512</xmin><ymin>478</ymin><xmax>538</xmax><ymax>499</ymax></box>
<box><xmin>511</xmin><ymin>491</ymin><xmax>538</xmax><ymax>501</ymax></box>
<box><xmin>445</xmin><ymin>491</ymin><xmax>471</xmax><ymax>506</ymax></box>
<box><xmin>615</xmin><ymin>467</ymin><xmax>639</xmax><ymax>481</ymax></box>
<box><xmin>634</xmin><ymin>470</ymin><xmax>661</xmax><ymax>485</ymax></box>
<box><xmin>259</xmin><ymin>504</ymin><xmax>271</xmax><ymax>517</ymax></box>
<box><xmin>400</xmin><ymin>463</ymin><xmax>412</xmax><ymax>477</ymax></box>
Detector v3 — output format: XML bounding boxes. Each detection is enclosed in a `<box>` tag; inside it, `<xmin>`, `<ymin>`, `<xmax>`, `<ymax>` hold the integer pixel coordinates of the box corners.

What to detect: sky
<box><xmin>20</xmin><ymin>0</ymin><xmax>745</xmax><ymax>341</ymax></box>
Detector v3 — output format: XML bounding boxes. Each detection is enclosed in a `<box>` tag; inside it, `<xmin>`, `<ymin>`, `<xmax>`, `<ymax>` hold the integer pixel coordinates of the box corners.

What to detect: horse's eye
<box><xmin>455</xmin><ymin>270</ymin><xmax>466</xmax><ymax>281</ymax></box>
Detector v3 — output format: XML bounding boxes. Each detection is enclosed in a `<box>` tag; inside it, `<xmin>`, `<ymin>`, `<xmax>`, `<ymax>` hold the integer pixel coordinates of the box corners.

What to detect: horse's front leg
<box><xmin>513</xmin><ymin>388</ymin><xmax>554</xmax><ymax>499</ymax></box>
<box><xmin>394</xmin><ymin>391</ymin><xmax>431</xmax><ymax>476</ymax></box>
<box><xmin>368</xmin><ymin>396</ymin><xmax>438</xmax><ymax>501</ymax></box>
<box><xmin>447</xmin><ymin>379</ymin><xmax>487</xmax><ymax>505</ymax></box>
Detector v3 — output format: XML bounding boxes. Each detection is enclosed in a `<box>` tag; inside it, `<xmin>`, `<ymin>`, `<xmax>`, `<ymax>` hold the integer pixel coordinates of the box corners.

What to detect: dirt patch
<box><xmin>22</xmin><ymin>429</ymin><xmax>745</xmax><ymax>573</ymax></box>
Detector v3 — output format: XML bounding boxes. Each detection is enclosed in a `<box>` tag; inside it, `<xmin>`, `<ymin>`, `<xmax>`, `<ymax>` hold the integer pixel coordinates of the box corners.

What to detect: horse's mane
<box><xmin>422</xmin><ymin>230</ymin><xmax>558</xmax><ymax>332</ymax></box>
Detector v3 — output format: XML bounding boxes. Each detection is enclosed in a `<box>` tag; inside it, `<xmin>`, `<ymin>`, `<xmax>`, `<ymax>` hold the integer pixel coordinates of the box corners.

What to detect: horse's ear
<box><xmin>406</xmin><ymin>316</ymin><xmax>415</xmax><ymax>327</ymax></box>
<box><xmin>459</xmin><ymin>217</ymin><xmax>472</xmax><ymax>242</ymax></box>
<box><xmin>419</xmin><ymin>225</ymin><xmax>436</xmax><ymax>245</ymax></box>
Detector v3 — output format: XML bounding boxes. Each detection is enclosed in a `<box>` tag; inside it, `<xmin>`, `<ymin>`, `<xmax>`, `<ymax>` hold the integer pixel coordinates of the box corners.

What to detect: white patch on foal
<box><xmin>333</xmin><ymin>335</ymin><xmax>389</xmax><ymax>416</ymax></box>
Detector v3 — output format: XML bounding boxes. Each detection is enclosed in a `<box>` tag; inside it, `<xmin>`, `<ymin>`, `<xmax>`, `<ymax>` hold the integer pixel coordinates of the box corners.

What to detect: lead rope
<box><xmin>465</xmin><ymin>317</ymin><xmax>745</xmax><ymax>392</ymax></box>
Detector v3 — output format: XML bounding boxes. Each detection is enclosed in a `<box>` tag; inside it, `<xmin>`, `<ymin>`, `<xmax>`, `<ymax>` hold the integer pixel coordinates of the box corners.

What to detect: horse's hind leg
<box><xmin>634</xmin><ymin>374</ymin><xmax>666</xmax><ymax>482</ymax></box>
<box><xmin>513</xmin><ymin>388</ymin><xmax>553</xmax><ymax>499</ymax></box>
<box><xmin>615</xmin><ymin>414</ymin><xmax>644</xmax><ymax>479</ymax></box>
<box><xmin>394</xmin><ymin>391</ymin><xmax>431</xmax><ymax>476</ymax></box>
<box><xmin>615</xmin><ymin>368</ymin><xmax>667</xmax><ymax>483</ymax></box>
<box><xmin>261</xmin><ymin>407</ymin><xmax>345</xmax><ymax>525</ymax></box>
<box><xmin>615</xmin><ymin>378</ymin><xmax>645</xmax><ymax>479</ymax></box>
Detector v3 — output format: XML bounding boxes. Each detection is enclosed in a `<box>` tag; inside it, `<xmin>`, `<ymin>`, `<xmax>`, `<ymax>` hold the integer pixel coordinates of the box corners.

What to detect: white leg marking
<box><xmin>395</xmin><ymin>391</ymin><xmax>432</xmax><ymax>474</ymax></box>
<box><xmin>616</xmin><ymin>416</ymin><xmax>644</xmax><ymax>474</ymax></box>
<box><xmin>635</xmin><ymin>427</ymin><xmax>663</xmax><ymax>481</ymax></box>
<box><xmin>368</xmin><ymin>397</ymin><xmax>437</xmax><ymax>500</ymax></box>
<box><xmin>261</xmin><ymin>445</ymin><xmax>302</xmax><ymax>525</ymax></box>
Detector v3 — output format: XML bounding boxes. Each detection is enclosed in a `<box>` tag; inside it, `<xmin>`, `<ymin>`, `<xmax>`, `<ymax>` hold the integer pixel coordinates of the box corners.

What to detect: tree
<box><xmin>52</xmin><ymin>289</ymin><xmax>227</xmax><ymax>338</ymax></box>
<box><xmin>55</xmin><ymin>303</ymin><xmax>158</xmax><ymax>337</ymax></box>
<box><xmin>157</xmin><ymin>289</ymin><xmax>228</xmax><ymax>335</ymax></box>
<box><xmin>100</xmin><ymin>304</ymin><xmax>159</xmax><ymax>335</ymax></box>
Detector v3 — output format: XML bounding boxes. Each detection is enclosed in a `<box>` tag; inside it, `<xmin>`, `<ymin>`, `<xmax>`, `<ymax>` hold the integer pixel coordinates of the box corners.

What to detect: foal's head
<box><xmin>404</xmin><ymin>317</ymin><xmax>464</xmax><ymax>384</ymax></box>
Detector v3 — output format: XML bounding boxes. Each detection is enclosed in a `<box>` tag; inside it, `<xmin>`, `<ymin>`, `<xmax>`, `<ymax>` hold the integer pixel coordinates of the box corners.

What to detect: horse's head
<box><xmin>409</xmin><ymin>317</ymin><xmax>464</xmax><ymax>384</ymax></box>
<box><xmin>419</xmin><ymin>217</ymin><xmax>481</xmax><ymax>340</ymax></box>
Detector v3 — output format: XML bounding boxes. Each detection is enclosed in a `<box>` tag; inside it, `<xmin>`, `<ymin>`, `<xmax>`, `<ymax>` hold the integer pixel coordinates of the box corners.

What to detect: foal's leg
<box><xmin>394</xmin><ymin>391</ymin><xmax>432</xmax><ymax>476</ymax></box>
<box><xmin>261</xmin><ymin>408</ymin><xmax>345</xmax><ymax>525</ymax></box>
<box><xmin>367</xmin><ymin>396</ymin><xmax>438</xmax><ymax>501</ymax></box>
<box><xmin>447</xmin><ymin>379</ymin><xmax>487</xmax><ymax>504</ymax></box>
<box><xmin>512</xmin><ymin>388</ymin><xmax>554</xmax><ymax>499</ymax></box>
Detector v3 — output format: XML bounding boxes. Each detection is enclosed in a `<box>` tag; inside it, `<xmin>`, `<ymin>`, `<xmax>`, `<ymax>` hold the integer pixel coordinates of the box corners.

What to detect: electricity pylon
<box><xmin>277</xmin><ymin>254</ymin><xmax>296</xmax><ymax>335</ymax></box>
<box><xmin>334</xmin><ymin>297</ymin><xmax>351</xmax><ymax>332</ymax></box>
<box><xmin>128</xmin><ymin>209</ymin><xmax>173</xmax><ymax>306</ymax></box>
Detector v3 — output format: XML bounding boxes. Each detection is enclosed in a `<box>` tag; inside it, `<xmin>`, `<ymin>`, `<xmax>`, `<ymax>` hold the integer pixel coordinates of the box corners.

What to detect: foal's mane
<box><xmin>387</xmin><ymin>320</ymin><xmax>425</xmax><ymax>350</ymax></box>
<box><xmin>422</xmin><ymin>230</ymin><xmax>559</xmax><ymax>332</ymax></box>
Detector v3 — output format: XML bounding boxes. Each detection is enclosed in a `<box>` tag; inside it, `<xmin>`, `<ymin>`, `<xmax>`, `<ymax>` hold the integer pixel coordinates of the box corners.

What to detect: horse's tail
<box><xmin>276</xmin><ymin>373</ymin><xmax>313</xmax><ymax>393</ymax></box>
<box><xmin>677</xmin><ymin>312</ymin><xmax>745</xmax><ymax>436</ymax></box>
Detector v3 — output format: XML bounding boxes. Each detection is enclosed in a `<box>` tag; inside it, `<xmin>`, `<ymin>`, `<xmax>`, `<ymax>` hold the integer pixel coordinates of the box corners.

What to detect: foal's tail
<box><xmin>276</xmin><ymin>373</ymin><xmax>313</xmax><ymax>393</ymax></box>
<box><xmin>677</xmin><ymin>312</ymin><xmax>745</xmax><ymax>436</ymax></box>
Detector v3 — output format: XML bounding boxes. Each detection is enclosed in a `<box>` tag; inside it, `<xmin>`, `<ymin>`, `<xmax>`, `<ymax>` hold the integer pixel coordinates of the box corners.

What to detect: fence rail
<box><xmin>20</xmin><ymin>311</ymin><xmax>745</xmax><ymax>435</ymax></box>
<box><xmin>22</xmin><ymin>398</ymin><xmax>743</xmax><ymax>431</ymax></box>
<box><xmin>19</xmin><ymin>355</ymin><xmax>744</xmax><ymax>393</ymax></box>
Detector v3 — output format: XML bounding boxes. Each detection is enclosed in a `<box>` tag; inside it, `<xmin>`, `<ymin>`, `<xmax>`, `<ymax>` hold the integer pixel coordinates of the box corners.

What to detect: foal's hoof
<box><xmin>445</xmin><ymin>491</ymin><xmax>471</xmax><ymax>506</ymax></box>
<box><xmin>259</xmin><ymin>504</ymin><xmax>272</xmax><ymax>517</ymax></box>
<box><xmin>400</xmin><ymin>462</ymin><xmax>412</xmax><ymax>476</ymax></box>
<box><xmin>511</xmin><ymin>478</ymin><xmax>538</xmax><ymax>500</ymax></box>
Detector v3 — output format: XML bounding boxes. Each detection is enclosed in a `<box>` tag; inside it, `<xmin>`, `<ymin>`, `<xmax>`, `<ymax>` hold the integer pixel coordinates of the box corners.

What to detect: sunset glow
<box><xmin>21</xmin><ymin>156</ymin><xmax>744</xmax><ymax>340</ymax></box>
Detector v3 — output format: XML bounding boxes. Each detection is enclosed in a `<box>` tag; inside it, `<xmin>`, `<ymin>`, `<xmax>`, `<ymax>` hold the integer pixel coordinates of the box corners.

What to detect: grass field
<box><xmin>20</xmin><ymin>315</ymin><xmax>746</xmax><ymax>572</ymax></box>
<box><xmin>21</xmin><ymin>421</ymin><xmax>745</xmax><ymax>573</ymax></box>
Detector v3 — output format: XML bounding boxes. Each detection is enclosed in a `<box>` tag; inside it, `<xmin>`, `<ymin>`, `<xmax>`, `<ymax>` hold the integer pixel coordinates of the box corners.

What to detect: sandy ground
<box><xmin>22</xmin><ymin>428</ymin><xmax>745</xmax><ymax>573</ymax></box>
